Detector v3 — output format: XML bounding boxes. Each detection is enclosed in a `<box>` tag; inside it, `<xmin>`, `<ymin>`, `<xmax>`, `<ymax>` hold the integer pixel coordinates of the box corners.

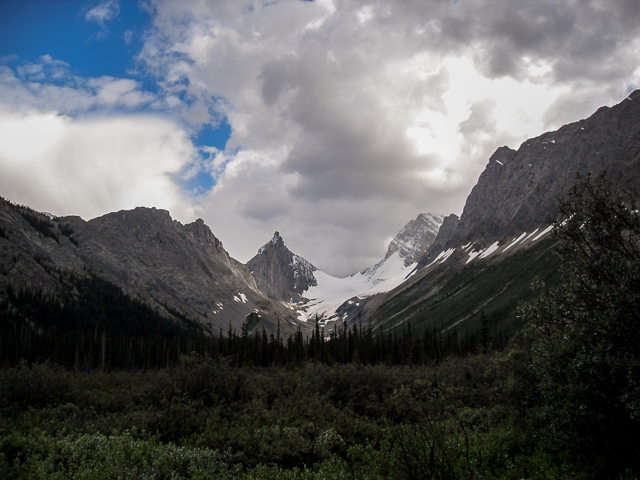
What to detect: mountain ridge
<box><xmin>439</xmin><ymin>90</ymin><xmax>640</xmax><ymax>256</ymax></box>
<box><xmin>246</xmin><ymin>213</ymin><xmax>445</xmax><ymax>323</ymax></box>
<box><xmin>0</xmin><ymin>200</ymin><xmax>305</xmax><ymax>336</ymax></box>
<box><xmin>246</xmin><ymin>231</ymin><xmax>318</xmax><ymax>303</ymax></box>
<box><xmin>3</xmin><ymin>91</ymin><xmax>640</xmax><ymax>340</ymax></box>
<box><xmin>356</xmin><ymin>89</ymin><xmax>640</xmax><ymax>335</ymax></box>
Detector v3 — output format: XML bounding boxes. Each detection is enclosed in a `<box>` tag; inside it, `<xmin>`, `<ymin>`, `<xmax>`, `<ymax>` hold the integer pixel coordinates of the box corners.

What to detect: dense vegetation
<box><xmin>1</xmin><ymin>276</ymin><xmax>506</xmax><ymax>370</ymax></box>
<box><xmin>1</xmin><ymin>174</ymin><xmax>639</xmax><ymax>478</ymax></box>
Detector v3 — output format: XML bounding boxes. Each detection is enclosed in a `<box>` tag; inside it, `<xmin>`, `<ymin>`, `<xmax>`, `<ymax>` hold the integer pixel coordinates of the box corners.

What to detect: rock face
<box><xmin>246</xmin><ymin>232</ymin><xmax>317</xmax><ymax>302</ymax></box>
<box><xmin>0</xmin><ymin>201</ymin><xmax>302</xmax><ymax>335</ymax></box>
<box><xmin>358</xmin><ymin>90</ymin><xmax>640</xmax><ymax>335</ymax></box>
<box><xmin>416</xmin><ymin>213</ymin><xmax>460</xmax><ymax>268</ymax></box>
<box><xmin>445</xmin><ymin>90</ymin><xmax>640</xmax><ymax>251</ymax></box>
<box><xmin>383</xmin><ymin>213</ymin><xmax>444</xmax><ymax>267</ymax></box>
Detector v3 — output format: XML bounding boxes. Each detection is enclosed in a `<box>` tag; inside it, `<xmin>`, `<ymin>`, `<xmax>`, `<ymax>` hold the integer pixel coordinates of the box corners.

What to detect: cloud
<box><xmin>0</xmin><ymin>106</ymin><xmax>196</xmax><ymax>222</ymax></box>
<box><xmin>123</xmin><ymin>29</ymin><xmax>134</xmax><ymax>46</ymax></box>
<box><xmin>1</xmin><ymin>59</ymin><xmax>156</xmax><ymax>114</ymax></box>
<box><xmin>0</xmin><ymin>57</ymin><xmax>196</xmax><ymax>223</ymax></box>
<box><xmin>4</xmin><ymin>1</ymin><xmax>640</xmax><ymax>277</ymax></box>
<box><xmin>127</xmin><ymin>0</ymin><xmax>640</xmax><ymax>275</ymax></box>
<box><xmin>86</xmin><ymin>0</ymin><xmax>120</xmax><ymax>39</ymax></box>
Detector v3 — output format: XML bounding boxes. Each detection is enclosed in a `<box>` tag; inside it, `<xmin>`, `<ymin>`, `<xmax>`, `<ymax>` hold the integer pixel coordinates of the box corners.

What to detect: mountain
<box><xmin>379</xmin><ymin>213</ymin><xmax>444</xmax><ymax>267</ymax></box>
<box><xmin>0</xmin><ymin>200</ymin><xmax>304</xmax><ymax>336</ymax></box>
<box><xmin>5</xmin><ymin>91</ymin><xmax>639</xmax><ymax>345</ymax></box>
<box><xmin>247</xmin><ymin>213</ymin><xmax>445</xmax><ymax>323</ymax></box>
<box><xmin>245</xmin><ymin>232</ymin><xmax>318</xmax><ymax>303</ymax></box>
<box><xmin>441</xmin><ymin>89</ymin><xmax>640</xmax><ymax>256</ymax></box>
<box><xmin>415</xmin><ymin>213</ymin><xmax>459</xmax><ymax>268</ymax></box>
<box><xmin>357</xmin><ymin>90</ymin><xmax>640</xmax><ymax>337</ymax></box>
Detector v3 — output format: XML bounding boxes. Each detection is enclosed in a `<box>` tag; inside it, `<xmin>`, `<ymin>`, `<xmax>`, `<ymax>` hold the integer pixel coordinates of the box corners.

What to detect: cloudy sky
<box><xmin>1</xmin><ymin>0</ymin><xmax>639</xmax><ymax>276</ymax></box>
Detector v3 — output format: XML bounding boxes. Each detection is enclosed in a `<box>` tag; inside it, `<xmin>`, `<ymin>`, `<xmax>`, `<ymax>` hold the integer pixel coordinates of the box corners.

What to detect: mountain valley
<box><xmin>2</xmin><ymin>90</ymin><xmax>640</xmax><ymax>347</ymax></box>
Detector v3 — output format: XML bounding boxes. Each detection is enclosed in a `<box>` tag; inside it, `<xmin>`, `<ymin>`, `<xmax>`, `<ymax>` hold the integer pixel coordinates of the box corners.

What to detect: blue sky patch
<box><xmin>196</xmin><ymin>120</ymin><xmax>232</xmax><ymax>151</ymax></box>
<box><xmin>0</xmin><ymin>0</ymin><xmax>230</xmax><ymax>195</ymax></box>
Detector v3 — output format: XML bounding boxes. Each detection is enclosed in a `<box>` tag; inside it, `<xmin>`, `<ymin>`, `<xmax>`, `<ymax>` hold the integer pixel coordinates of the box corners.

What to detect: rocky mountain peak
<box><xmin>416</xmin><ymin>213</ymin><xmax>460</xmax><ymax>268</ymax></box>
<box><xmin>445</xmin><ymin>89</ymin><xmax>640</xmax><ymax>251</ymax></box>
<box><xmin>247</xmin><ymin>232</ymin><xmax>317</xmax><ymax>302</ymax></box>
<box><xmin>384</xmin><ymin>213</ymin><xmax>445</xmax><ymax>266</ymax></box>
<box><xmin>0</xmin><ymin>201</ymin><xmax>304</xmax><ymax>335</ymax></box>
<box><xmin>186</xmin><ymin>218</ymin><xmax>222</xmax><ymax>251</ymax></box>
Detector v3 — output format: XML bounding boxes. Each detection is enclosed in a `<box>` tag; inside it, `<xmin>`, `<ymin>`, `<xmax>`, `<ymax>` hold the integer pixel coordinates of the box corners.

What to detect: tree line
<box><xmin>0</xmin><ymin>275</ymin><xmax>507</xmax><ymax>370</ymax></box>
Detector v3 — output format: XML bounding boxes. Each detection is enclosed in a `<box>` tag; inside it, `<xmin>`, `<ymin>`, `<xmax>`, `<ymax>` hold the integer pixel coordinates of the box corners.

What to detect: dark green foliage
<box><xmin>511</xmin><ymin>173</ymin><xmax>640</xmax><ymax>477</ymax></box>
<box><xmin>0</xmin><ymin>355</ymin><xmax>595</xmax><ymax>479</ymax></box>
<box><xmin>58</xmin><ymin>222</ymin><xmax>79</xmax><ymax>245</ymax></box>
<box><xmin>1</xmin><ymin>274</ymin><xmax>206</xmax><ymax>370</ymax></box>
<box><xmin>372</xmin><ymin>235</ymin><xmax>561</xmax><ymax>338</ymax></box>
<box><xmin>245</xmin><ymin>311</ymin><xmax>261</xmax><ymax>331</ymax></box>
<box><xmin>0</xmin><ymin>361</ymin><xmax>71</xmax><ymax>411</ymax></box>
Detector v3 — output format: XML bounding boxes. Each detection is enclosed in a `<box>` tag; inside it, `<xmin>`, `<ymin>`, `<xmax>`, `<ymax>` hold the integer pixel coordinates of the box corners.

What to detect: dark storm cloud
<box><xmin>473</xmin><ymin>0</ymin><xmax>640</xmax><ymax>82</ymax></box>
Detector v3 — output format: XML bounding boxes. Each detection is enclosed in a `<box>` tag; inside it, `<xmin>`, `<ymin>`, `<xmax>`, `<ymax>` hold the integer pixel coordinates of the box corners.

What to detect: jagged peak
<box><xmin>258</xmin><ymin>231</ymin><xmax>285</xmax><ymax>255</ymax></box>
<box><xmin>186</xmin><ymin>217</ymin><xmax>221</xmax><ymax>249</ymax></box>
<box><xmin>384</xmin><ymin>212</ymin><xmax>445</xmax><ymax>263</ymax></box>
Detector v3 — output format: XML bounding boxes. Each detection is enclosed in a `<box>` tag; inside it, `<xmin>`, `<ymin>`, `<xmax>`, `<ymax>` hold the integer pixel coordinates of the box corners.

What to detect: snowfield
<box><xmin>300</xmin><ymin>251</ymin><xmax>416</xmax><ymax>322</ymax></box>
<box><xmin>297</xmin><ymin>223</ymin><xmax>557</xmax><ymax>323</ymax></box>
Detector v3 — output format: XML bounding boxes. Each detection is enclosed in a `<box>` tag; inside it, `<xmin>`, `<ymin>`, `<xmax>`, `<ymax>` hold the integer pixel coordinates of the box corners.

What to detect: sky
<box><xmin>1</xmin><ymin>0</ymin><xmax>640</xmax><ymax>277</ymax></box>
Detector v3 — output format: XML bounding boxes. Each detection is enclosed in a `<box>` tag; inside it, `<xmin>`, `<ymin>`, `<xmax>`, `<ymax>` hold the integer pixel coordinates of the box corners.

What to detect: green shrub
<box><xmin>0</xmin><ymin>361</ymin><xmax>71</xmax><ymax>412</ymax></box>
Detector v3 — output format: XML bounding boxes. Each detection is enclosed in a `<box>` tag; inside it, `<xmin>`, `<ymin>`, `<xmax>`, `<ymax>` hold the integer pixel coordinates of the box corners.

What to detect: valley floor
<box><xmin>1</xmin><ymin>353</ymin><xmax>637</xmax><ymax>479</ymax></box>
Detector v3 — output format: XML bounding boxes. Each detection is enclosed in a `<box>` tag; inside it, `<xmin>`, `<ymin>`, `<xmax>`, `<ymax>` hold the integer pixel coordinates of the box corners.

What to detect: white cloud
<box><xmin>0</xmin><ymin>61</ymin><xmax>156</xmax><ymax>114</ymax></box>
<box><xmin>86</xmin><ymin>0</ymin><xmax>120</xmax><ymax>30</ymax></box>
<box><xmin>123</xmin><ymin>29</ymin><xmax>134</xmax><ymax>46</ymax></box>
<box><xmin>0</xmin><ymin>105</ymin><xmax>196</xmax><ymax>222</ymax></box>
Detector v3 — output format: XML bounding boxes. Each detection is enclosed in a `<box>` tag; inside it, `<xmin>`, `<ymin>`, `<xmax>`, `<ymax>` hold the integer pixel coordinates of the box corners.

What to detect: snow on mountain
<box><xmin>301</xmin><ymin>250</ymin><xmax>417</xmax><ymax>323</ymax></box>
<box><xmin>297</xmin><ymin>213</ymin><xmax>444</xmax><ymax>323</ymax></box>
<box><xmin>422</xmin><ymin>224</ymin><xmax>557</xmax><ymax>271</ymax></box>
<box><xmin>383</xmin><ymin>213</ymin><xmax>445</xmax><ymax>266</ymax></box>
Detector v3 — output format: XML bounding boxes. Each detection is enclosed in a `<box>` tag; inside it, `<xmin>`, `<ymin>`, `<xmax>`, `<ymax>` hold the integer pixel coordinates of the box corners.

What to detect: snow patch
<box><xmin>495</xmin><ymin>159</ymin><xmax>504</xmax><ymax>165</ymax></box>
<box><xmin>466</xmin><ymin>249</ymin><xmax>483</xmax><ymax>264</ymax></box>
<box><xmin>532</xmin><ymin>225</ymin><xmax>553</xmax><ymax>242</ymax></box>
<box><xmin>427</xmin><ymin>248</ymin><xmax>455</xmax><ymax>268</ymax></box>
<box><xmin>233</xmin><ymin>293</ymin><xmax>248</xmax><ymax>303</ymax></box>
<box><xmin>479</xmin><ymin>241</ymin><xmax>500</xmax><ymax>259</ymax></box>
<box><xmin>502</xmin><ymin>232</ymin><xmax>528</xmax><ymax>252</ymax></box>
<box><xmin>302</xmin><ymin>250</ymin><xmax>417</xmax><ymax>322</ymax></box>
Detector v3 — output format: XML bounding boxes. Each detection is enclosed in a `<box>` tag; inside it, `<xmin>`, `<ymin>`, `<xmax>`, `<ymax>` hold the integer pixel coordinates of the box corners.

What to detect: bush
<box><xmin>0</xmin><ymin>430</ymin><xmax>234</xmax><ymax>479</ymax></box>
<box><xmin>0</xmin><ymin>361</ymin><xmax>71</xmax><ymax>411</ymax></box>
<box><xmin>514</xmin><ymin>173</ymin><xmax>640</xmax><ymax>476</ymax></box>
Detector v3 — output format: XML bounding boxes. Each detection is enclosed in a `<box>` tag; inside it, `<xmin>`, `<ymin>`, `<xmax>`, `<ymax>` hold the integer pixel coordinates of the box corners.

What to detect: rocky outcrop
<box><xmin>246</xmin><ymin>232</ymin><xmax>317</xmax><ymax>302</ymax></box>
<box><xmin>0</xmin><ymin>200</ymin><xmax>303</xmax><ymax>335</ymax></box>
<box><xmin>383</xmin><ymin>213</ymin><xmax>444</xmax><ymax>267</ymax></box>
<box><xmin>416</xmin><ymin>213</ymin><xmax>460</xmax><ymax>268</ymax></box>
<box><xmin>448</xmin><ymin>90</ymin><xmax>640</xmax><ymax>250</ymax></box>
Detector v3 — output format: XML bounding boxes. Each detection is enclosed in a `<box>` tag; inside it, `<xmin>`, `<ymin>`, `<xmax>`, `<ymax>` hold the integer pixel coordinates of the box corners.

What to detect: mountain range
<box><xmin>246</xmin><ymin>213</ymin><xmax>445</xmax><ymax>325</ymax></box>
<box><xmin>0</xmin><ymin>202</ymin><xmax>304</xmax><ymax>336</ymax></box>
<box><xmin>2</xmin><ymin>90</ymin><xmax>639</xmax><ymax>340</ymax></box>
